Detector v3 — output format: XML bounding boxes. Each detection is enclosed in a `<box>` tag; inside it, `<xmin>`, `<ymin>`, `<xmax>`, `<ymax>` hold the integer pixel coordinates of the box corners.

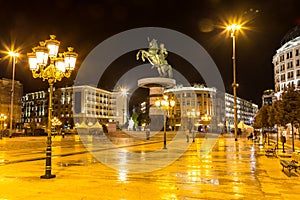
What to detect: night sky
<box><xmin>0</xmin><ymin>0</ymin><xmax>300</xmax><ymax>107</ymax></box>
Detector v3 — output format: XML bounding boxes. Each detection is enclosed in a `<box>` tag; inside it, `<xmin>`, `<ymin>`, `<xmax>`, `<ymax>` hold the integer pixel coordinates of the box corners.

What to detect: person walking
<box><xmin>281</xmin><ymin>131</ymin><xmax>286</xmax><ymax>153</ymax></box>
<box><xmin>185</xmin><ymin>129</ymin><xmax>190</xmax><ymax>142</ymax></box>
<box><xmin>145</xmin><ymin>124</ymin><xmax>150</xmax><ymax>140</ymax></box>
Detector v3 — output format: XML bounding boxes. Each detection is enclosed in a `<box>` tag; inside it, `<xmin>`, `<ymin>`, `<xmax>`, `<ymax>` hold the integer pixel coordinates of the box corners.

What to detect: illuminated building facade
<box><xmin>273</xmin><ymin>25</ymin><xmax>300</xmax><ymax>98</ymax></box>
<box><xmin>164</xmin><ymin>84</ymin><xmax>217</xmax><ymax>129</ymax></box>
<box><xmin>0</xmin><ymin>78</ymin><xmax>23</xmax><ymax>125</ymax></box>
<box><xmin>163</xmin><ymin>84</ymin><xmax>257</xmax><ymax>131</ymax></box>
<box><xmin>22</xmin><ymin>85</ymin><xmax>127</xmax><ymax>127</ymax></box>
<box><xmin>262</xmin><ymin>89</ymin><xmax>276</xmax><ymax>106</ymax></box>
<box><xmin>22</xmin><ymin>91</ymin><xmax>48</xmax><ymax>125</ymax></box>
<box><xmin>225</xmin><ymin>93</ymin><xmax>258</xmax><ymax>129</ymax></box>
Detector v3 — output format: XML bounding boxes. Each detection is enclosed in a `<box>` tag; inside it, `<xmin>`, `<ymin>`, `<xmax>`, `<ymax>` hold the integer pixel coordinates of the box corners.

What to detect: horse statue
<box><xmin>136</xmin><ymin>38</ymin><xmax>173</xmax><ymax>78</ymax></box>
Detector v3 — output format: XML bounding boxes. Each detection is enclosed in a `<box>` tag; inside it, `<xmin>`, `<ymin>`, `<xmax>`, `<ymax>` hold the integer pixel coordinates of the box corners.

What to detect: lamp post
<box><xmin>155</xmin><ymin>95</ymin><xmax>175</xmax><ymax>149</ymax></box>
<box><xmin>27</xmin><ymin>35</ymin><xmax>78</xmax><ymax>179</ymax></box>
<box><xmin>226</xmin><ymin>24</ymin><xmax>241</xmax><ymax>142</ymax></box>
<box><xmin>51</xmin><ymin>117</ymin><xmax>62</xmax><ymax>135</ymax></box>
<box><xmin>187</xmin><ymin>109</ymin><xmax>200</xmax><ymax>142</ymax></box>
<box><xmin>120</xmin><ymin>87</ymin><xmax>128</xmax><ymax>126</ymax></box>
<box><xmin>201</xmin><ymin>114</ymin><xmax>212</xmax><ymax>133</ymax></box>
<box><xmin>0</xmin><ymin>113</ymin><xmax>7</xmax><ymax>139</ymax></box>
<box><xmin>8</xmin><ymin>51</ymin><xmax>19</xmax><ymax>138</ymax></box>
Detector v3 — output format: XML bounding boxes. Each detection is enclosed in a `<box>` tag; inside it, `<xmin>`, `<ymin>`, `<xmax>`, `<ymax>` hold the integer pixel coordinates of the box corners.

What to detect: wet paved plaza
<box><xmin>0</xmin><ymin>132</ymin><xmax>300</xmax><ymax>199</ymax></box>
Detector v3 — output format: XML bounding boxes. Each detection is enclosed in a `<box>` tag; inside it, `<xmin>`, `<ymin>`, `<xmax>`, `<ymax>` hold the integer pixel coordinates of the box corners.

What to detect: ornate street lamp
<box><xmin>226</xmin><ymin>24</ymin><xmax>241</xmax><ymax>142</ymax></box>
<box><xmin>51</xmin><ymin>117</ymin><xmax>62</xmax><ymax>128</ymax></box>
<box><xmin>187</xmin><ymin>109</ymin><xmax>200</xmax><ymax>142</ymax></box>
<box><xmin>51</xmin><ymin>117</ymin><xmax>62</xmax><ymax>135</ymax></box>
<box><xmin>27</xmin><ymin>35</ymin><xmax>78</xmax><ymax>179</ymax></box>
<box><xmin>51</xmin><ymin>117</ymin><xmax>62</xmax><ymax>127</ymax></box>
<box><xmin>155</xmin><ymin>95</ymin><xmax>175</xmax><ymax>149</ymax></box>
<box><xmin>201</xmin><ymin>114</ymin><xmax>212</xmax><ymax>133</ymax></box>
<box><xmin>8</xmin><ymin>51</ymin><xmax>19</xmax><ymax>138</ymax></box>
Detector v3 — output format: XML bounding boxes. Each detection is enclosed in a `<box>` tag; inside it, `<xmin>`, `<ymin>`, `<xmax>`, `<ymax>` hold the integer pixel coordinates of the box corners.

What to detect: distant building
<box><xmin>0</xmin><ymin>78</ymin><xmax>23</xmax><ymax>126</ymax></box>
<box><xmin>272</xmin><ymin>25</ymin><xmax>300</xmax><ymax>98</ymax></box>
<box><xmin>262</xmin><ymin>89</ymin><xmax>276</xmax><ymax>106</ymax></box>
<box><xmin>21</xmin><ymin>84</ymin><xmax>257</xmax><ymax>131</ymax></box>
<box><xmin>164</xmin><ymin>84</ymin><xmax>257</xmax><ymax>132</ymax></box>
<box><xmin>22</xmin><ymin>85</ymin><xmax>128</xmax><ymax>128</ymax></box>
<box><xmin>22</xmin><ymin>90</ymin><xmax>48</xmax><ymax>126</ymax></box>
<box><xmin>164</xmin><ymin>84</ymin><xmax>217</xmax><ymax>130</ymax></box>
<box><xmin>225</xmin><ymin>93</ymin><xmax>258</xmax><ymax>128</ymax></box>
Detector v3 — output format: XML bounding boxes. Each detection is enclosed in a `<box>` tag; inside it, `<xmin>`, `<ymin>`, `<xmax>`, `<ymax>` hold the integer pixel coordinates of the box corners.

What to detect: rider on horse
<box><xmin>136</xmin><ymin>39</ymin><xmax>173</xmax><ymax>78</ymax></box>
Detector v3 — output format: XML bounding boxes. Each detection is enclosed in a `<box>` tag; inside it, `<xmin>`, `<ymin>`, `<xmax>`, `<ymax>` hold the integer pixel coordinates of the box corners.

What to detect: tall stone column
<box><xmin>138</xmin><ymin>77</ymin><xmax>176</xmax><ymax>131</ymax></box>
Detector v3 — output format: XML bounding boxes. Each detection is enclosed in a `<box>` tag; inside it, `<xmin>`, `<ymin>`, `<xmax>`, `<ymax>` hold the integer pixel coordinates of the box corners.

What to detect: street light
<box><xmin>8</xmin><ymin>51</ymin><xmax>19</xmax><ymax>138</ymax></box>
<box><xmin>27</xmin><ymin>35</ymin><xmax>78</xmax><ymax>179</ymax></box>
<box><xmin>51</xmin><ymin>117</ymin><xmax>62</xmax><ymax>135</ymax></box>
<box><xmin>226</xmin><ymin>24</ymin><xmax>241</xmax><ymax>142</ymax></box>
<box><xmin>120</xmin><ymin>87</ymin><xmax>128</xmax><ymax>126</ymax></box>
<box><xmin>51</xmin><ymin>117</ymin><xmax>62</xmax><ymax>127</ymax></box>
<box><xmin>0</xmin><ymin>113</ymin><xmax>7</xmax><ymax>139</ymax></box>
<box><xmin>187</xmin><ymin>109</ymin><xmax>200</xmax><ymax>142</ymax></box>
<box><xmin>201</xmin><ymin>114</ymin><xmax>212</xmax><ymax>133</ymax></box>
<box><xmin>155</xmin><ymin>95</ymin><xmax>175</xmax><ymax>149</ymax></box>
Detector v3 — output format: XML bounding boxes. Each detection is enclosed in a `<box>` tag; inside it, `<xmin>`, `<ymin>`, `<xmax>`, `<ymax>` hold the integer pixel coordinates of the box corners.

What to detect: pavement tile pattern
<box><xmin>0</xmin><ymin>132</ymin><xmax>300</xmax><ymax>199</ymax></box>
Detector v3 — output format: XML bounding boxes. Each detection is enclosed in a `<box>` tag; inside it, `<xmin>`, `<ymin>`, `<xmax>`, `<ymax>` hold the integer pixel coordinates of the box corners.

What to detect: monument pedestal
<box><xmin>138</xmin><ymin>77</ymin><xmax>176</xmax><ymax>131</ymax></box>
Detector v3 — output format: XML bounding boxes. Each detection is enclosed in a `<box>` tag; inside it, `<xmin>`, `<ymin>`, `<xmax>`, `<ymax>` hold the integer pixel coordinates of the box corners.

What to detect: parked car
<box><xmin>33</xmin><ymin>128</ymin><xmax>47</xmax><ymax>136</ymax></box>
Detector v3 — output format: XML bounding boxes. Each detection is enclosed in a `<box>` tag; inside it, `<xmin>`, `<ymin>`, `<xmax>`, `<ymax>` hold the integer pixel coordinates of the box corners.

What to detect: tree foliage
<box><xmin>271</xmin><ymin>100</ymin><xmax>284</xmax><ymax>126</ymax></box>
<box><xmin>281</xmin><ymin>87</ymin><xmax>300</xmax><ymax>126</ymax></box>
<box><xmin>253</xmin><ymin>105</ymin><xmax>271</xmax><ymax>129</ymax></box>
<box><xmin>137</xmin><ymin>112</ymin><xmax>151</xmax><ymax>126</ymax></box>
<box><xmin>254</xmin><ymin>88</ymin><xmax>300</xmax><ymax>130</ymax></box>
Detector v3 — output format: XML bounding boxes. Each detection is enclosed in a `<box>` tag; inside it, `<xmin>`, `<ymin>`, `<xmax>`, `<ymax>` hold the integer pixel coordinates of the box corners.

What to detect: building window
<box><xmin>296</xmin><ymin>60</ymin><xmax>300</xmax><ymax>67</ymax></box>
<box><xmin>297</xmin><ymin>70</ymin><xmax>300</xmax><ymax>77</ymax></box>
<box><xmin>276</xmin><ymin>77</ymin><xmax>280</xmax><ymax>83</ymax></box>
<box><xmin>280</xmin><ymin>55</ymin><xmax>284</xmax><ymax>62</ymax></box>
<box><xmin>287</xmin><ymin>61</ymin><xmax>293</xmax><ymax>69</ymax></box>
<box><xmin>296</xmin><ymin>49</ymin><xmax>299</xmax><ymax>56</ymax></box>
<box><xmin>287</xmin><ymin>71</ymin><xmax>294</xmax><ymax>79</ymax></box>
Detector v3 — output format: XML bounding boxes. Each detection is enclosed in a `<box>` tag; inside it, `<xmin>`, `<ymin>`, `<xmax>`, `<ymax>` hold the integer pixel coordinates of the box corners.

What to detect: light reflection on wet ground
<box><xmin>0</xmin><ymin>133</ymin><xmax>300</xmax><ymax>199</ymax></box>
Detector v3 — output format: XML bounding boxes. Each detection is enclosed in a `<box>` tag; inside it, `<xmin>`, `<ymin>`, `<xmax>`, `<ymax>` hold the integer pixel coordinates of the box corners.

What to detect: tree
<box><xmin>271</xmin><ymin>100</ymin><xmax>284</xmax><ymax>148</ymax></box>
<box><xmin>253</xmin><ymin>105</ymin><xmax>271</xmax><ymax>129</ymax></box>
<box><xmin>137</xmin><ymin>112</ymin><xmax>151</xmax><ymax>126</ymax></box>
<box><xmin>281</xmin><ymin>87</ymin><xmax>300</xmax><ymax>151</ymax></box>
<box><xmin>131</xmin><ymin>112</ymin><xmax>139</xmax><ymax>129</ymax></box>
<box><xmin>253</xmin><ymin>109</ymin><xmax>263</xmax><ymax>130</ymax></box>
<box><xmin>253</xmin><ymin>105</ymin><xmax>272</xmax><ymax>144</ymax></box>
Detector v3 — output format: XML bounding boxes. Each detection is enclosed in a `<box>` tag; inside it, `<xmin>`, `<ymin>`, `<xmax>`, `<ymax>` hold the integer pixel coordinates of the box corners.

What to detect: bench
<box><xmin>280</xmin><ymin>152</ymin><xmax>300</xmax><ymax>176</ymax></box>
<box><xmin>280</xmin><ymin>160</ymin><xmax>299</xmax><ymax>176</ymax></box>
<box><xmin>265</xmin><ymin>145</ymin><xmax>277</xmax><ymax>157</ymax></box>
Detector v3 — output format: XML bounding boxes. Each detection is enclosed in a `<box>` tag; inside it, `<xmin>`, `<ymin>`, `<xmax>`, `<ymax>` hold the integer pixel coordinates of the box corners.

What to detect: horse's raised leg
<box><xmin>141</xmin><ymin>51</ymin><xmax>146</xmax><ymax>62</ymax></box>
<box><xmin>136</xmin><ymin>51</ymin><xmax>140</xmax><ymax>60</ymax></box>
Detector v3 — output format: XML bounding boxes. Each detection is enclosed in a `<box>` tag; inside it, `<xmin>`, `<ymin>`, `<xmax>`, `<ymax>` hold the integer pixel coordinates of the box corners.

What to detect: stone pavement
<box><xmin>0</xmin><ymin>132</ymin><xmax>300</xmax><ymax>200</ymax></box>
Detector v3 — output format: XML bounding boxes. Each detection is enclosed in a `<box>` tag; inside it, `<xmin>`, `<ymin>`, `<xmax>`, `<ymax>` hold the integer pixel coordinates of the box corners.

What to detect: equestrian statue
<box><xmin>136</xmin><ymin>38</ymin><xmax>173</xmax><ymax>78</ymax></box>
